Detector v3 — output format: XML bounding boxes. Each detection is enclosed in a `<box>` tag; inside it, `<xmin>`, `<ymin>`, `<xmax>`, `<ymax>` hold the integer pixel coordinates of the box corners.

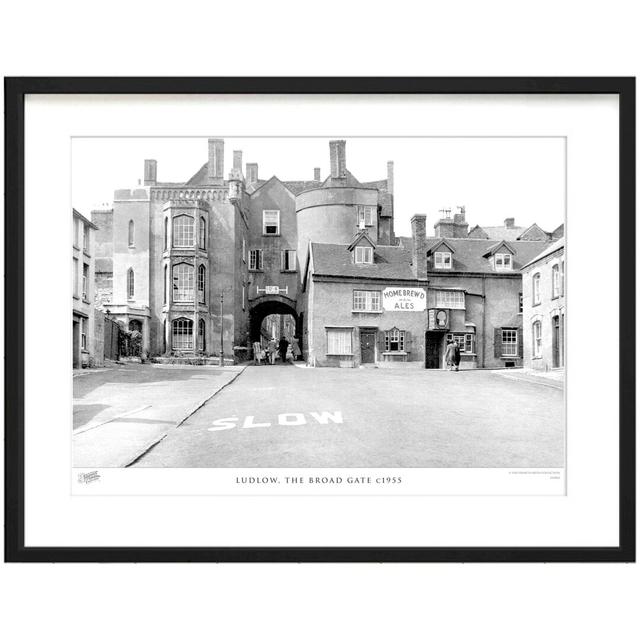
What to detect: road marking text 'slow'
<box><xmin>208</xmin><ymin>411</ymin><xmax>343</xmax><ymax>432</ymax></box>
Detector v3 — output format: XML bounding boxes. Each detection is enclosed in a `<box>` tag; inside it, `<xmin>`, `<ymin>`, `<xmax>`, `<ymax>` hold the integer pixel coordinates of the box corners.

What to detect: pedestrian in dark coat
<box><xmin>278</xmin><ymin>337</ymin><xmax>289</xmax><ymax>363</ymax></box>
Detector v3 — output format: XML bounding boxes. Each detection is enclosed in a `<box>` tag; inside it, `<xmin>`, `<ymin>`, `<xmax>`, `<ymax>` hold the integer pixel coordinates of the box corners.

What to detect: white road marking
<box><xmin>207</xmin><ymin>411</ymin><xmax>344</xmax><ymax>432</ymax></box>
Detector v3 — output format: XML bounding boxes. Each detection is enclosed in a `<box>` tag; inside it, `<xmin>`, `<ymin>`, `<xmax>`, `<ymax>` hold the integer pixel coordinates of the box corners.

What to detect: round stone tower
<box><xmin>296</xmin><ymin>140</ymin><xmax>383</xmax><ymax>273</ymax></box>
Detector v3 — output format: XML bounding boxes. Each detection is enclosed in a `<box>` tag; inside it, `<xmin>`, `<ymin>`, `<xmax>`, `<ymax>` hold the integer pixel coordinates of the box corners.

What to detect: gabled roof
<box><xmin>347</xmin><ymin>229</ymin><xmax>376</xmax><ymax>251</ymax></box>
<box><xmin>516</xmin><ymin>223</ymin><xmax>550</xmax><ymax>241</ymax></box>
<box><xmin>310</xmin><ymin>243</ymin><xmax>415</xmax><ymax>280</ymax></box>
<box><xmin>521</xmin><ymin>237</ymin><xmax>565</xmax><ymax>269</ymax></box>
<box><xmin>426</xmin><ymin>239</ymin><xmax>456</xmax><ymax>255</ymax></box>
<box><xmin>248</xmin><ymin>175</ymin><xmax>296</xmax><ymax>199</ymax></box>
<box><xmin>468</xmin><ymin>224</ymin><xmax>527</xmax><ymax>241</ymax></box>
<box><xmin>467</xmin><ymin>224</ymin><xmax>489</xmax><ymax>239</ymax></box>
<box><xmin>320</xmin><ymin>169</ymin><xmax>364</xmax><ymax>189</ymax></box>
<box><xmin>73</xmin><ymin>208</ymin><xmax>98</xmax><ymax>229</ymax></box>
<box><xmin>482</xmin><ymin>240</ymin><xmax>516</xmax><ymax>257</ymax></box>
<box><xmin>424</xmin><ymin>238</ymin><xmax>553</xmax><ymax>273</ymax></box>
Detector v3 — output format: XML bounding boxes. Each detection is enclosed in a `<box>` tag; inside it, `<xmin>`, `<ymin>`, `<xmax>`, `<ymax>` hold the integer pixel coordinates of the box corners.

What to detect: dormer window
<box><xmin>263</xmin><ymin>210</ymin><xmax>280</xmax><ymax>235</ymax></box>
<box><xmin>495</xmin><ymin>253</ymin><xmax>512</xmax><ymax>271</ymax></box>
<box><xmin>357</xmin><ymin>206</ymin><xmax>375</xmax><ymax>227</ymax></box>
<box><xmin>434</xmin><ymin>251</ymin><xmax>452</xmax><ymax>269</ymax></box>
<box><xmin>355</xmin><ymin>246</ymin><xmax>373</xmax><ymax>264</ymax></box>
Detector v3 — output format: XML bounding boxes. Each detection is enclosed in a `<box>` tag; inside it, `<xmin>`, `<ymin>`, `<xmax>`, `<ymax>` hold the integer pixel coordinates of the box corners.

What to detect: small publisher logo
<box><xmin>77</xmin><ymin>470</ymin><xmax>101</xmax><ymax>484</ymax></box>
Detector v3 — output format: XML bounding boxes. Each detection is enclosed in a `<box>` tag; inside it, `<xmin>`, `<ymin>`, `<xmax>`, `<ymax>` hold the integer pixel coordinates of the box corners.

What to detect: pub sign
<box><xmin>382</xmin><ymin>287</ymin><xmax>427</xmax><ymax>311</ymax></box>
<box><xmin>428</xmin><ymin>308</ymin><xmax>449</xmax><ymax>330</ymax></box>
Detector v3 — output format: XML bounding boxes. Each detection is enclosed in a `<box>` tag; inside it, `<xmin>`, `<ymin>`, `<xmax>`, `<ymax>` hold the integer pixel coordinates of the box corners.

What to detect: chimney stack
<box><xmin>314</xmin><ymin>167</ymin><xmax>321</xmax><ymax>181</ymax></box>
<box><xmin>387</xmin><ymin>161</ymin><xmax>394</xmax><ymax>195</ymax></box>
<box><xmin>329</xmin><ymin>140</ymin><xmax>347</xmax><ymax>178</ymax></box>
<box><xmin>233</xmin><ymin>150</ymin><xmax>243</xmax><ymax>171</ymax></box>
<box><xmin>435</xmin><ymin>206</ymin><xmax>468</xmax><ymax>238</ymax></box>
<box><xmin>144</xmin><ymin>159</ymin><xmax>157</xmax><ymax>186</ymax></box>
<box><xmin>411</xmin><ymin>215</ymin><xmax>428</xmax><ymax>279</ymax></box>
<box><xmin>246</xmin><ymin>162</ymin><xmax>259</xmax><ymax>185</ymax></box>
<box><xmin>504</xmin><ymin>217</ymin><xmax>515</xmax><ymax>229</ymax></box>
<box><xmin>207</xmin><ymin>138</ymin><xmax>224</xmax><ymax>183</ymax></box>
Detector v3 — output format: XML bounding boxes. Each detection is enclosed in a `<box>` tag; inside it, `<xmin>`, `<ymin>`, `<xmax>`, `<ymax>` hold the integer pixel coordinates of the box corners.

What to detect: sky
<box><xmin>72</xmin><ymin>137</ymin><xmax>565</xmax><ymax>237</ymax></box>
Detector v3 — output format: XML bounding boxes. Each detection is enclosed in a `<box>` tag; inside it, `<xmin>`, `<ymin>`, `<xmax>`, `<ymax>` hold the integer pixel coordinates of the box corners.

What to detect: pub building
<box><xmin>300</xmin><ymin>228</ymin><xmax>429</xmax><ymax>368</ymax></box>
<box><xmin>302</xmin><ymin>210</ymin><xmax>559</xmax><ymax>369</ymax></box>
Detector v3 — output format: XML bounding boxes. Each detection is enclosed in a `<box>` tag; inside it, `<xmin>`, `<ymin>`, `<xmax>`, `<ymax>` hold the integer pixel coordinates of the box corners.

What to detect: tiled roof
<box><xmin>360</xmin><ymin>178</ymin><xmax>388</xmax><ymax>191</ymax></box>
<box><xmin>185</xmin><ymin>163</ymin><xmax>210</xmax><ymax>185</ymax></box>
<box><xmin>282</xmin><ymin>180</ymin><xmax>323</xmax><ymax>195</ymax></box>
<box><xmin>185</xmin><ymin>163</ymin><xmax>386</xmax><ymax>195</ymax></box>
<box><xmin>320</xmin><ymin>170</ymin><xmax>364</xmax><ymax>189</ymax></box>
<box><xmin>310</xmin><ymin>242</ymin><xmax>415</xmax><ymax>280</ymax></box>
<box><xmin>472</xmin><ymin>225</ymin><xmax>527</xmax><ymax>241</ymax></box>
<box><xmin>424</xmin><ymin>237</ymin><xmax>552</xmax><ymax>272</ymax></box>
<box><xmin>521</xmin><ymin>237</ymin><xmax>565</xmax><ymax>269</ymax></box>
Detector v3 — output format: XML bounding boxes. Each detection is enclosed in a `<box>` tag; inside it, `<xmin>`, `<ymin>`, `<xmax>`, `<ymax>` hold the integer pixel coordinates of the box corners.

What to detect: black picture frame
<box><xmin>4</xmin><ymin>77</ymin><xmax>635</xmax><ymax>563</ymax></box>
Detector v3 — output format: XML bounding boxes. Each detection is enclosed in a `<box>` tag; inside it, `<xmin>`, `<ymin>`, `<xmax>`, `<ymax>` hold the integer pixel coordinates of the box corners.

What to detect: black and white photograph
<box><xmin>72</xmin><ymin>135</ymin><xmax>566</xmax><ymax>475</ymax></box>
<box><xmin>6</xmin><ymin>78</ymin><xmax>632</xmax><ymax>563</ymax></box>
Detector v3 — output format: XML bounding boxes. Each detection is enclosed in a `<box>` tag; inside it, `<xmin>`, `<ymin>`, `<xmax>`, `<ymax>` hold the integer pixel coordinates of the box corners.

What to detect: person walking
<box><xmin>286</xmin><ymin>343</ymin><xmax>294</xmax><ymax>364</ymax></box>
<box><xmin>291</xmin><ymin>337</ymin><xmax>301</xmax><ymax>361</ymax></box>
<box><xmin>278</xmin><ymin>336</ymin><xmax>289</xmax><ymax>364</ymax></box>
<box><xmin>452</xmin><ymin>339</ymin><xmax>461</xmax><ymax>371</ymax></box>
<box><xmin>253</xmin><ymin>340</ymin><xmax>262</xmax><ymax>365</ymax></box>
<box><xmin>444</xmin><ymin>338</ymin><xmax>455</xmax><ymax>371</ymax></box>
<box><xmin>267</xmin><ymin>338</ymin><xmax>277</xmax><ymax>365</ymax></box>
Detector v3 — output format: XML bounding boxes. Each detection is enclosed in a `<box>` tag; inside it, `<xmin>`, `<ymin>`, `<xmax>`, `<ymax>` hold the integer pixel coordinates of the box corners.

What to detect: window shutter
<box><xmin>404</xmin><ymin>329</ymin><xmax>411</xmax><ymax>353</ymax></box>
<box><xmin>378</xmin><ymin>330</ymin><xmax>386</xmax><ymax>354</ymax></box>
<box><xmin>494</xmin><ymin>327</ymin><xmax>502</xmax><ymax>359</ymax></box>
<box><xmin>517</xmin><ymin>327</ymin><xmax>524</xmax><ymax>359</ymax></box>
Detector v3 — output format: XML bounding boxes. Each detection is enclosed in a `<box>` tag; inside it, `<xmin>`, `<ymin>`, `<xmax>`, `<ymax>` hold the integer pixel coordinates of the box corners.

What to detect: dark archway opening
<box><xmin>249</xmin><ymin>298</ymin><xmax>301</xmax><ymax>360</ymax></box>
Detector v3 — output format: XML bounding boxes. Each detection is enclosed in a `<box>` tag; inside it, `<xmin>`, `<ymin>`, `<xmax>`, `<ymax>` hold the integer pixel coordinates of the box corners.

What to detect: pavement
<box><xmin>73</xmin><ymin>363</ymin><xmax>244</xmax><ymax>467</ymax></box>
<box><xmin>489</xmin><ymin>368</ymin><xmax>565</xmax><ymax>390</ymax></box>
<box><xmin>131</xmin><ymin>364</ymin><xmax>565</xmax><ymax>468</ymax></box>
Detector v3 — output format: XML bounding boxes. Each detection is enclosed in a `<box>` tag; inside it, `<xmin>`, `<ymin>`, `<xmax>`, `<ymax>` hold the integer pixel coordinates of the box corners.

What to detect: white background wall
<box><xmin>1</xmin><ymin>2</ymin><xmax>638</xmax><ymax>639</ymax></box>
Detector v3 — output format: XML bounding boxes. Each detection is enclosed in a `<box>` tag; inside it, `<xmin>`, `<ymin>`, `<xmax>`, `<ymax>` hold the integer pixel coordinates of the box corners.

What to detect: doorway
<box><xmin>552</xmin><ymin>315</ymin><xmax>563</xmax><ymax>368</ymax></box>
<box><xmin>425</xmin><ymin>332</ymin><xmax>442</xmax><ymax>369</ymax></box>
<box><xmin>73</xmin><ymin>319</ymin><xmax>80</xmax><ymax>368</ymax></box>
<box><xmin>360</xmin><ymin>329</ymin><xmax>376</xmax><ymax>364</ymax></box>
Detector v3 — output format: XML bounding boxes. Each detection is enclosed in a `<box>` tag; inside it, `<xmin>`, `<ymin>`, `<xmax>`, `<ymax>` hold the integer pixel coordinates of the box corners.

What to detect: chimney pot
<box><xmin>314</xmin><ymin>167</ymin><xmax>321</xmax><ymax>181</ymax></box>
<box><xmin>504</xmin><ymin>217</ymin><xmax>515</xmax><ymax>229</ymax></box>
<box><xmin>387</xmin><ymin>161</ymin><xmax>394</xmax><ymax>195</ymax></box>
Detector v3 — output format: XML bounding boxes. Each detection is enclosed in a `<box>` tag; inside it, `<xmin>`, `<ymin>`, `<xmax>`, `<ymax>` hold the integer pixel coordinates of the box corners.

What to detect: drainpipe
<box><xmin>481</xmin><ymin>276</ymin><xmax>486</xmax><ymax>368</ymax></box>
<box><xmin>465</xmin><ymin>289</ymin><xmax>486</xmax><ymax>369</ymax></box>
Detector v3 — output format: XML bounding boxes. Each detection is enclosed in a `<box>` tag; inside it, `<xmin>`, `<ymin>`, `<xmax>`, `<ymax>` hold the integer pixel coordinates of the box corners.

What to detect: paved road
<box><xmin>133</xmin><ymin>365</ymin><xmax>565</xmax><ymax>468</ymax></box>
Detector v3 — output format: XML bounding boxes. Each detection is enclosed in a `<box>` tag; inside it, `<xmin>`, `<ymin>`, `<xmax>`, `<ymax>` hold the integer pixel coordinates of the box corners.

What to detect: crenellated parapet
<box><xmin>151</xmin><ymin>188</ymin><xmax>228</xmax><ymax>202</ymax></box>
